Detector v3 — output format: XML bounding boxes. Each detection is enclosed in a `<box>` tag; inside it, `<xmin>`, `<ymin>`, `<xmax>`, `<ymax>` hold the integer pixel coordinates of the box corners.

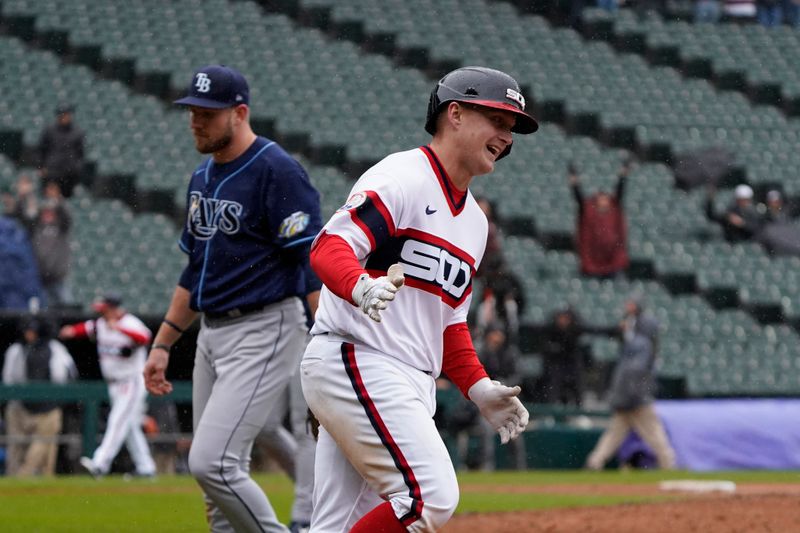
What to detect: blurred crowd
<box><xmin>706</xmin><ymin>183</ymin><xmax>800</xmax><ymax>254</ymax></box>
<box><xmin>571</xmin><ymin>0</ymin><xmax>800</xmax><ymax>27</ymax></box>
<box><xmin>1</xmin><ymin>104</ymin><xmax>84</xmax><ymax>311</ymax></box>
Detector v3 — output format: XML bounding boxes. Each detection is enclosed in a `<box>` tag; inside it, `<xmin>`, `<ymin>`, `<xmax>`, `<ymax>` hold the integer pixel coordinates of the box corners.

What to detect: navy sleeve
<box><xmin>266</xmin><ymin>156</ymin><xmax>323</xmax><ymax>251</ymax></box>
<box><xmin>302</xmin><ymin>248</ymin><xmax>322</xmax><ymax>293</ymax></box>
<box><xmin>178</xmin><ymin>264</ymin><xmax>194</xmax><ymax>290</ymax></box>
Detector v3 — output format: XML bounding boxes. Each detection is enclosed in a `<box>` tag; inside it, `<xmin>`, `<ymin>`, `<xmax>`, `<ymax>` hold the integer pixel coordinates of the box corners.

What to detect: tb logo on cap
<box><xmin>195</xmin><ymin>73</ymin><xmax>212</xmax><ymax>93</ymax></box>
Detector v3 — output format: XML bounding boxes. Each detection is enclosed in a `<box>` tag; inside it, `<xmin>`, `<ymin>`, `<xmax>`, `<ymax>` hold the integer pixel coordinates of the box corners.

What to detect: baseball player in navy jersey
<box><xmin>59</xmin><ymin>292</ymin><xmax>156</xmax><ymax>478</ymax></box>
<box><xmin>301</xmin><ymin>66</ymin><xmax>534</xmax><ymax>532</ymax></box>
<box><xmin>142</xmin><ymin>65</ymin><xmax>323</xmax><ymax>533</ymax></box>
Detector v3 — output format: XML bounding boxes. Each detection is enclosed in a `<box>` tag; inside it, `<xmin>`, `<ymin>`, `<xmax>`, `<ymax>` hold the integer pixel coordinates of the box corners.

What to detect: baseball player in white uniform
<box><xmin>60</xmin><ymin>292</ymin><xmax>156</xmax><ymax>477</ymax></box>
<box><xmin>301</xmin><ymin>67</ymin><xmax>535</xmax><ymax>532</ymax></box>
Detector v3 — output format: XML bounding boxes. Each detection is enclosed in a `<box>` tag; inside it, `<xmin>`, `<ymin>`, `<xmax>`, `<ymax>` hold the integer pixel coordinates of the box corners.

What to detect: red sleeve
<box><xmin>71</xmin><ymin>322</ymin><xmax>90</xmax><ymax>339</ymax></box>
<box><xmin>442</xmin><ymin>323</ymin><xmax>489</xmax><ymax>398</ymax></box>
<box><xmin>310</xmin><ymin>231</ymin><xmax>366</xmax><ymax>305</ymax></box>
<box><xmin>117</xmin><ymin>327</ymin><xmax>151</xmax><ymax>346</ymax></box>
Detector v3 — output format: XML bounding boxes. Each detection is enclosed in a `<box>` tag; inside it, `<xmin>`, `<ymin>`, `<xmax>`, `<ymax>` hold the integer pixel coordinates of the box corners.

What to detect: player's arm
<box><xmin>310</xmin><ymin>232</ymin><xmax>403</xmax><ymax>322</ymax></box>
<box><xmin>443</xmin><ymin>323</ymin><xmax>529</xmax><ymax>444</ymax></box>
<box><xmin>143</xmin><ymin>284</ymin><xmax>197</xmax><ymax>396</ymax></box>
<box><xmin>58</xmin><ymin>320</ymin><xmax>93</xmax><ymax>340</ymax></box>
<box><xmin>115</xmin><ymin>321</ymin><xmax>152</xmax><ymax>346</ymax></box>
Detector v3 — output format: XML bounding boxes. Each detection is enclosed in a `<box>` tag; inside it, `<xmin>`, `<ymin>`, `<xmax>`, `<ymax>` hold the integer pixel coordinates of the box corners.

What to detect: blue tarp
<box><xmin>620</xmin><ymin>399</ymin><xmax>800</xmax><ymax>470</ymax></box>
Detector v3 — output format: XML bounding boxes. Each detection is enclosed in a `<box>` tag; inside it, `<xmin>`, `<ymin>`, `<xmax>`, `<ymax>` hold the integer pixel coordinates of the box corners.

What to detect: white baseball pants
<box><xmin>92</xmin><ymin>375</ymin><xmax>156</xmax><ymax>476</ymax></box>
<box><xmin>301</xmin><ymin>334</ymin><xmax>459</xmax><ymax>533</ymax></box>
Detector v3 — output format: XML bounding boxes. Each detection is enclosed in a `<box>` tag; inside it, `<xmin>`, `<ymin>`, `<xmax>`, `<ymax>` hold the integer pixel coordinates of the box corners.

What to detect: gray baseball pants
<box><xmin>259</xmin><ymin>333</ymin><xmax>315</xmax><ymax>525</ymax></box>
<box><xmin>189</xmin><ymin>297</ymin><xmax>307</xmax><ymax>533</ymax></box>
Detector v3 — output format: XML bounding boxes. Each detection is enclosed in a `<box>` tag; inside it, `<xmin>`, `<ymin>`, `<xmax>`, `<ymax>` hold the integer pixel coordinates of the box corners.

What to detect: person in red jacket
<box><xmin>570</xmin><ymin>160</ymin><xmax>631</xmax><ymax>278</ymax></box>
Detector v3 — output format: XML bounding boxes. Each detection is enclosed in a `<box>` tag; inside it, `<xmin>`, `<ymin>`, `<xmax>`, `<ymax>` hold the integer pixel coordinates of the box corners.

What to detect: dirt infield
<box><xmin>443</xmin><ymin>483</ymin><xmax>800</xmax><ymax>533</ymax></box>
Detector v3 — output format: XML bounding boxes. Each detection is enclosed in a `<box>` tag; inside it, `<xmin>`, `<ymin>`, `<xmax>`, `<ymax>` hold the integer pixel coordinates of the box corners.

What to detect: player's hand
<box><xmin>143</xmin><ymin>348</ymin><xmax>172</xmax><ymax>395</ymax></box>
<box><xmin>351</xmin><ymin>263</ymin><xmax>405</xmax><ymax>322</ymax></box>
<box><xmin>468</xmin><ymin>377</ymin><xmax>529</xmax><ymax>444</ymax></box>
<box><xmin>58</xmin><ymin>325</ymin><xmax>75</xmax><ymax>339</ymax></box>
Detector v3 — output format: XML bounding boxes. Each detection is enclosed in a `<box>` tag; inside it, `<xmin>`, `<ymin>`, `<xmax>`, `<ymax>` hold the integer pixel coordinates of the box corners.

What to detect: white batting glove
<box><xmin>351</xmin><ymin>263</ymin><xmax>405</xmax><ymax>322</ymax></box>
<box><xmin>468</xmin><ymin>377</ymin><xmax>530</xmax><ymax>444</ymax></box>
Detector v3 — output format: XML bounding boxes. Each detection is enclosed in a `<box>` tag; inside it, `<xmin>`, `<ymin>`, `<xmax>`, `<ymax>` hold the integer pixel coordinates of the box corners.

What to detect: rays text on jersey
<box><xmin>187</xmin><ymin>191</ymin><xmax>243</xmax><ymax>239</ymax></box>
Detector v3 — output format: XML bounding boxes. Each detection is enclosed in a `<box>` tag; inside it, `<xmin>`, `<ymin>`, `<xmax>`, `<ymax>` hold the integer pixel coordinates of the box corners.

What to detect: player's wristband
<box><xmin>162</xmin><ymin>318</ymin><xmax>185</xmax><ymax>334</ymax></box>
<box><xmin>151</xmin><ymin>343</ymin><xmax>172</xmax><ymax>353</ymax></box>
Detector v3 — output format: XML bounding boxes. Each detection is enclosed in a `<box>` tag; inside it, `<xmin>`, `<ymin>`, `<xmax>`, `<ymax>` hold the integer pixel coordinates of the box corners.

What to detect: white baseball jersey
<box><xmin>312</xmin><ymin>146</ymin><xmax>488</xmax><ymax>376</ymax></box>
<box><xmin>81</xmin><ymin>314</ymin><xmax>151</xmax><ymax>381</ymax></box>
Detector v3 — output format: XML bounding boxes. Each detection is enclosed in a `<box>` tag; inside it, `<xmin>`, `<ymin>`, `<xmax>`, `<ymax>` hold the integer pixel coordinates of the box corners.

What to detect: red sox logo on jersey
<box><xmin>187</xmin><ymin>191</ymin><xmax>243</xmax><ymax>240</ymax></box>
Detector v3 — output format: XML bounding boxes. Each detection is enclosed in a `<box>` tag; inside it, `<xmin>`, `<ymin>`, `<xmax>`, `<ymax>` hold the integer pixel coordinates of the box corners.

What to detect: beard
<box><xmin>195</xmin><ymin>116</ymin><xmax>234</xmax><ymax>154</ymax></box>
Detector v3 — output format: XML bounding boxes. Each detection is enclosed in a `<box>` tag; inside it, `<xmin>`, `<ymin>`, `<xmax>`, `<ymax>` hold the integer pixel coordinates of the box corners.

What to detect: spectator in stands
<box><xmin>722</xmin><ymin>0</ymin><xmax>757</xmax><ymax>21</ymax></box>
<box><xmin>475</xmin><ymin>321</ymin><xmax>526</xmax><ymax>471</ymax></box>
<box><xmin>30</xmin><ymin>182</ymin><xmax>73</xmax><ymax>307</ymax></box>
<box><xmin>38</xmin><ymin>104</ymin><xmax>85</xmax><ymax>198</ymax></box>
<box><xmin>783</xmin><ymin>0</ymin><xmax>799</xmax><ymax>26</ymax></box>
<box><xmin>585</xmin><ymin>297</ymin><xmax>675</xmax><ymax>470</ymax></box>
<box><xmin>540</xmin><ymin>307</ymin><xmax>589</xmax><ymax>406</ymax></box>
<box><xmin>2</xmin><ymin>316</ymin><xmax>77</xmax><ymax>476</ymax></box>
<box><xmin>597</xmin><ymin>0</ymin><xmax>621</xmax><ymax>12</ymax></box>
<box><xmin>476</xmin><ymin>266</ymin><xmax>524</xmax><ymax>346</ymax></box>
<box><xmin>567</xmin><ymin>0</ymin><xmax>589</xmax><ymax>29</ymax></box>
<box><xmin>143</xmin><ymin>401</ymin><xmax>182</xmax><ymax>475</ymax></box>
<box><xmin>755</xmin><ymin>189</ymin><xmax>800</xmax><ymax>256</ymax></box>
<box><xmin>475</xmin><ymin>196</ymin><xmax>505</xmax><ymax>280</ymax></box>
<box><xmin>694</xmin><ymin>0</ymin><xmax>723</xmax><ymax>22</ymax></box>
<box><xmin>762</xmin><ymin>189</ymin><xmax>789</xmax><ymax>224</ymax></box>
<box><xmin>705</xmin><ymin>184</ymin><xmax>761</xmax><ymax>242</ymax></box>
<box><xmin>433</xmin><ymin>377</ymin><xmax>480</xmax><ymax>471</ymax></box>
<box><xmin>756</xmin><ymin>0</ymin><xmax>784</xmax><ymax>25</ymax></box>
<box><xmin>570</xmin><ymin>160</ymin><xmax>631</xmax><ymax>278</ymax></box>
<box><xmin>0</xmin><ymin>215</ymin><xmax>45</xmax><ymax>311</ymax></box>
<box><xmin>1</xmin><ymin>184</ymin><xmax>13</xmax><ymax>215</ymax></box>
<box><xmin>7</xmin><ymin>174</ymin><xmax>39</xmax><ymax>232</ymax></box>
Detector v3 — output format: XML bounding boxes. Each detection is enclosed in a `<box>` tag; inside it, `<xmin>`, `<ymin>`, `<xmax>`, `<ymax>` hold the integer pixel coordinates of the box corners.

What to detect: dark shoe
<box><xmin>289</xmin><ymin>521</ymin><xmax>310</xmax><ymax>533</ymax></box>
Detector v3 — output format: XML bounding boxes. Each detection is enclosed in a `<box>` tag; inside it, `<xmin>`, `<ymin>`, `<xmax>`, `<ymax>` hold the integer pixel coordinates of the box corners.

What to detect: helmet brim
<box><xmin>468</xmin><ymin>100</ymin><xmax>539</xmax><ymax>134</ymax></box>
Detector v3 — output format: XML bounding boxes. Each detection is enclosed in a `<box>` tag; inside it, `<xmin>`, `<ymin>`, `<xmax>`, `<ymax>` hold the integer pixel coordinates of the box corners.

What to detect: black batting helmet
<box><xmin>425</xmin><ymin>66</ymin><xmax>538</xmax><ymax>143</ymax></box>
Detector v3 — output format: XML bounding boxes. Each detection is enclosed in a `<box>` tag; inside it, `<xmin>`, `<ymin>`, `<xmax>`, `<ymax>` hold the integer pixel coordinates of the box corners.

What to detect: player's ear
<box><xmin>443</xmin><ymin>101</ymin><xmax>463</xmax><ymax>131</ymax></box>
<box><xmin>233</xmin><ymin>104</ymin><xmax>249</xmax><ymax>125</ymax></box>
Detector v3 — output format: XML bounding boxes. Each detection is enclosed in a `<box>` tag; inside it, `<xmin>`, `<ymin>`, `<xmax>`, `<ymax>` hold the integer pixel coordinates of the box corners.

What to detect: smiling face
<box><xmin>188</xmin><ymin>105</ymin><xmax>238</xmax><ymax>154</ymax></box>
<box><xmin>454</xmin><ymin>103</ymin><xmax>515</xmax><ymax>176</ymax></box>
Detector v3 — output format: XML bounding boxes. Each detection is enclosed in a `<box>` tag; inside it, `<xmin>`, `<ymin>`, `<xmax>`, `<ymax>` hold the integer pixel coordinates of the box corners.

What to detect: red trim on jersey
<box><xmin>442</xmin><ymin>323</ymin><xmax>489</xmax><ymax>397</ymax></box>
<box><xmin>117</xmin><ymin>326</ymin><xmax>151</xmax><ymax>346</ymax></box>
<box><xmin>375</xmin><ymin>227</ymin><xmax>476</xmax><ymax>308</ymax></box>
<box><xmin>349</xmin><ymin>190</ymin><xmax>395</xmax><ymax>252</ymax></box>
<box><xmin>420</xmin><ymin>145</ymin><xmax>467</xmax><ymax>216</ymax></box>
<box><xmin>310</xmin><ymin>232</ymin><xmax>365</xmax><ymax>305</ymax></box>
<box><xmin>397</xmin><ymin>227</ymin><xmax>477</xmax><ymax>266</ymax></box>
<box><xmin>341</xmin><ymin>343</ymin><xmax>424</xmax><ymax>526</ymax></box>
<box><xmin>72</xmin><ymin>322</ymin><xmax>90</xmax><ymax>338</ymax></box>
<box><xmin>383</xmin><ymin>275</ymin><xmax>472</xmax><ymax>309</ymax></box>
<box><xmin>350</xmin><ymin>502</ymin><xmax>408</xmax><ymax>533</ymax></box>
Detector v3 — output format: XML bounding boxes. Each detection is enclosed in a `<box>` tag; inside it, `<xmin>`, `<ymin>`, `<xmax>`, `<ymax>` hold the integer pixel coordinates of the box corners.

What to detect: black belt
<box><xmin>204</xmin><ymin>302</ymin><xmax>269</xmax><ymax>321</ymax></box>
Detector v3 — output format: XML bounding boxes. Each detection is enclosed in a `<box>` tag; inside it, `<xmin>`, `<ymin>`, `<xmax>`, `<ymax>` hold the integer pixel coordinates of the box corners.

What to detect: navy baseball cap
<box><xmin>174</xmin><ymin>65</ymin><xmax>250</xmax><ymax>109</ymax></box>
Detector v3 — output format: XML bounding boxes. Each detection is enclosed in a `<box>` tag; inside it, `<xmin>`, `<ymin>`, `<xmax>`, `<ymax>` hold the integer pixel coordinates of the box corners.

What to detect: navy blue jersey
<box><xmin>177</xmin><ymin>136</ymin><xmax>323</xmax><ymax>313</ymax></box>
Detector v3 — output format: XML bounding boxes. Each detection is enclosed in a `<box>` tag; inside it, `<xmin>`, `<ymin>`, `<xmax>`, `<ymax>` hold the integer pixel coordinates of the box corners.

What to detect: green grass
<box><xmin>0</xmin><ymin>470</ymin><xmax>797</xmax><ymax>531</ymax></box>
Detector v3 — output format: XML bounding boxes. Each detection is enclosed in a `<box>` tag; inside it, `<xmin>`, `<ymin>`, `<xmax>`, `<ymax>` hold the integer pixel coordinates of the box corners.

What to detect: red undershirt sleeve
<box><xmin>442</xmin><ymin>323</ymin><xmax>489</xmax><ymax>398</ymax></box>
<box><xmin>71</xmin><ymin>322</ymin><xmax>90</xmax><ymax>338</ymax></box>
<box><xmin>310</xmin><ymin>232</ymin><xmax>367</xmax><ymax>306</ymax></box>
<box><xmin>117</xmin><ymin>327</ymin><xmax>151</xmax><ymax>346</ymax></box>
